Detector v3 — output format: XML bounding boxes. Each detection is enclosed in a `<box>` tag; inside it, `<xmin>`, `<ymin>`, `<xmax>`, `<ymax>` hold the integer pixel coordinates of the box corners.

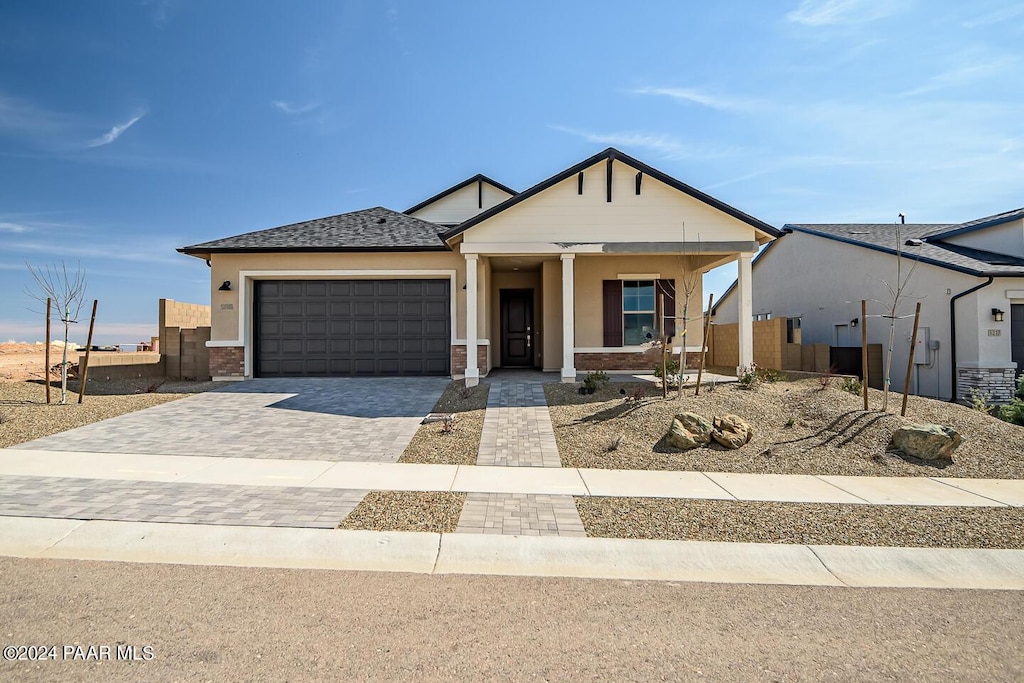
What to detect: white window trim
<box><xmin>206</xmin><ymin>269</ymin><xmax>458</xmax><ymax>378</ymax></box>
<box><xmin>622</xmin><ymin>279</ymin><xmax>657</xmax><ymax>346</ymax></box>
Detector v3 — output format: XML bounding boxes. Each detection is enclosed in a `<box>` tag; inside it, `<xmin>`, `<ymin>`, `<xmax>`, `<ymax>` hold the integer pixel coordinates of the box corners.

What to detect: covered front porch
<box><xmin>457</xmin><ymin>249</ymin><xmax>756</xmax><ymax>386</ymax></box>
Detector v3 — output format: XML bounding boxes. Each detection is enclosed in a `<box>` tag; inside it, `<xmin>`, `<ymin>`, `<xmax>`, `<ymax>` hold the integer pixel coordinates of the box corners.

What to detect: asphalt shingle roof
<box><xmin>179</xmin><ymin>207</ymin><xmax>449</xmax><ymax>254</ymax></box>
<box><xmin>786</xmin><ymin>223</ymin><xmax>1024</xmax><ymax>276</ymax></box>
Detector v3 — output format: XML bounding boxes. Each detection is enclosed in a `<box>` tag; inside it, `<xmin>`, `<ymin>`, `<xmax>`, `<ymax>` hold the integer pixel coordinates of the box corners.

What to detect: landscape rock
<box><xmin>666</xmin><ymin>412</ymin><xmax>714</xmax><ymax>450</ymax></box>
<box><xmin>891</xmin><ymin>424</ymin><xmax>962</xmax><ymax>461</ymax></box>
<box><xmin>712</xmin><ymin>414</ymin><xmax>753</xmax><ymax>449</ymax></box>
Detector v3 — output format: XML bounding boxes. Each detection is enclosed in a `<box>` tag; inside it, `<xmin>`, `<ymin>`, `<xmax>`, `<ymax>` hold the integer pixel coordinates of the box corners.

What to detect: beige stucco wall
<box><xmin>408</xmin><ymin>181</ymin><xmax>513</xmax><ymax>225</ymax></box>
<box><xmin>714</xmin><ymin>231</ymin><xmax>1024</xmax><ymax>399</ymax></box>
<box><xmin>572</xmin><ymin>255</ymin><xmax>704</xmax><ymax>350</ymax></box>
<box><xmin>542</xmin><ymin>261</ymin><xmax>563</xmax><ymax>371</ymax></box>
<box><xmin>461</xmin><ymin>159</ymin><xmax>760</xmax><ymax>246</ymax></box>
<box><xmin>945</xmin><ymin>219</ymin><xmax>1024</xmax><ymax>259</ymax></box>
<box><xmin>208</xmin><ymin>250</ymin><xmax>467</xmax><ymax>344</ymax></box>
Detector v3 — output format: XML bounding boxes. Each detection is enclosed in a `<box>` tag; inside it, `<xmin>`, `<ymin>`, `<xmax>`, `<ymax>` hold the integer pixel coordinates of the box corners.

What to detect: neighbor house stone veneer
<box><xmin>956</xmin><ymin>366</ymin><xmax>1016</xmax><ymax>404</ymax></box>
<box><xmin>209</xmin><ymin>346</ymin><xmax>244</xmax><ymax>378</ymax></box>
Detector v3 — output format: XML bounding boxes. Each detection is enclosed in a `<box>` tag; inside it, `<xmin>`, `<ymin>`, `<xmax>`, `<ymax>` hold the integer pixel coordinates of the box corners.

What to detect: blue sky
<box><xmin>1</xmin><ymin>0</ymin><xmax>1021</xmax><ymax>344</ymax></box>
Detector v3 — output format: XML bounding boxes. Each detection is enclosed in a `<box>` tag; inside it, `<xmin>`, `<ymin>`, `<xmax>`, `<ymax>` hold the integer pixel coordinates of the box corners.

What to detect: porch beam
<box><xmin>561</xmin><ymin>254</ymin><xmax>576</xmax><ymax>382</ymax></box>
<box><xmin>459</xmin><ymin>241</ymin><xmax>760</xmax><ymax>255</ymax></box>
<box><xmin>737</xmin><ymin>251</ymin><xmax>754</xmax><ymax>374</ymax></box>
<box><xmin>465</xmin><ymin>254</ymin><xmax>480</xmax><ymax>387</ymax></box>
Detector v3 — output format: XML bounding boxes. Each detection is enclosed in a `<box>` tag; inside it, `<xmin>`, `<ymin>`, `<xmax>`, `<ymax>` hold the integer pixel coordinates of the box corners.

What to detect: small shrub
<box><xmin>607</xmin><ymin>434</ymin><xmax>625</xmax><ymax>451</ymax></box>
<box><xmin>840</xmin><ymin>377</ymin><xmax>862</xmax><ymax>396</ymax></box>
<box><xmin>1015</xmin><ymin>375</ymin><xmax>1024</xmax><ymax>401</ymax></box>
<box><xmin>968</xmin><ymin>388</ymin><xmax>994</xmax><ymax>414</ymax></box>
<box><xmin>755</xmin><ymin>367</ymin><xmax>786</xmax><ymax>383</ymax></box>
<box><xmin>583</xmin><ymin>370</ymin><xmax>610</xmax><ymax>393</ymax></box>
<box><xmin>439</xmin><ymin>414</ymin><xmax>458</xmax><ymax>434</ymax></box>
<box><xmin>621</xmin><ymin>385</ymin><xmax>646</xmax><ymax>403</ymax></box>
<box><xmin>784</xmin><ymin>415</ymin><xmax>795</xmax><ymax>428</ymax></box>
<box><xmin>817</xmin><ymin>365</ymin><xmax>837</xmax><ymax>391</ymax></box>
<box><xmin>737</xmin><ymin>362</ymin><xmax>759</xmax><ymax>390</ymax></box>
<box><xmin>997</xmin><ymin>399</ymin><xmax>1024</xmax><ymax>426</ymax></box>
<box><xmin>653</xmin><ymin>357</ymin><xmax>680</xmax><ymax>380</ymax></box>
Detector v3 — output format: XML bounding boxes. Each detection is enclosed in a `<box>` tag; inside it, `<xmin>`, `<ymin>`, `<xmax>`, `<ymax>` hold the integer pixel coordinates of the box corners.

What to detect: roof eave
<box><xmin>178</xmin><ymin>244</ymin><xmax>452</xmax><ymax>255</ymax></box>
<box><xmin>404</xmin><ymin>174</ymin><xmax>517</xmax><ymax>215</ymax></box>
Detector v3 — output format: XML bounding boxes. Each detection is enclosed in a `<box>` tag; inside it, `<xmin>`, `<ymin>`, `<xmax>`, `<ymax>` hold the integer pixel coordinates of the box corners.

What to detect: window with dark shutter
<box><xmin>602</xmin><ymin>280</ymin><xmax>623</xmax><ymax>347</ymax></box>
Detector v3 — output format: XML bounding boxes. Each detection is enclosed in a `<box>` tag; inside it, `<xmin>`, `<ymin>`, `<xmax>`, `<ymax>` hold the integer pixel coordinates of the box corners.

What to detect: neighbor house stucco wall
<box><xmin>460</xmin><ymin>160</ymin><xmax>760</xmax><ymax>246</ymax></box>
<box><xmin>714</xmin><ymin>232</ymin><xmax>983</xmax><ymax>400</ymax></box>
<box><xmin>945</xmin><ymin>219</ymin><xmax>1024</xmax><ymax>259</ymax></box>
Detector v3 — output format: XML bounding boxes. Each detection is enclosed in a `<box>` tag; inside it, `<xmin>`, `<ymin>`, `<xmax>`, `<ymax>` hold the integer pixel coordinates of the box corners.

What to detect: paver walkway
<box><xmin>460</xmin><ymin>375</ymin><xmax>584</xmax><ymax>536</ymax></box>
<box><xmin>456</xmin><ymin>493</ymin><xmax>587</xmax><ymax>537</ymax></box>
<box><xmin>0</xmin><ymin>475</ymin><xmax>366</xmax><ymax>529</ymax></box>
<box><xmin>11</xmin><ymin>377</ymin><xmax>448</xmax><ymax>462</ymax></box>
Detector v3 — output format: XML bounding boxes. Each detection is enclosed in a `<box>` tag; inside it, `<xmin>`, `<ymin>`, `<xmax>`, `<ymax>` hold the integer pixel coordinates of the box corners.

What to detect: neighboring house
<box><xmin>713</xmin><ymin>208</ymin><xmax>1024</xmax><ymax>403</ymax></box>
<box><xmin>178</xmin><ymin>148</ymin><xmax>779</xmax><ymax>384</ymax></box>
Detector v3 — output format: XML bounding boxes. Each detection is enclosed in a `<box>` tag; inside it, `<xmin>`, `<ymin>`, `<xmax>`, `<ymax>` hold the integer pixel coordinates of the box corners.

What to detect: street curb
<box><xmin>1</xmin><ymin>516</ymin><xmax>1022</xmax><ymax>589</ymax></box>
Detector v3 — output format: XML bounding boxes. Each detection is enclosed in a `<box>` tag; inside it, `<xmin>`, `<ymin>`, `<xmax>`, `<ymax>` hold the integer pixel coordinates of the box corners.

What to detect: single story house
<box><xmin>179</xmin><ymin>148</ymin><xmax>780</xmax><ymax>384</ymax></box>
<box><xmin>712</xmin><ymin>208</ymin><xmax>1024</xmax><ymax>403</ymax></box>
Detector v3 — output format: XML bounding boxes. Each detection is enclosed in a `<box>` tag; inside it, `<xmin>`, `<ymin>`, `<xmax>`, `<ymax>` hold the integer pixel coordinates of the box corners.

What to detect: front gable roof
<box><xmin>178</xmin><ymin>207</ymin><xmax>449</xmax><ymax>256</ymax></box>
<box><xmin>443</xmin><ymin>148</ymin><xmax>781</xmax><ymax>242</ymax></box>
<box><xmin>404</xmin><ymin>174</ymin><xmax>517</xmax><ymax>216</ymax></box>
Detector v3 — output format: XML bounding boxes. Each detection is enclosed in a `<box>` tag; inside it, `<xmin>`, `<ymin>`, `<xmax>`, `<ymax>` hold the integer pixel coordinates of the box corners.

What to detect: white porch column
<box><xmin>737</xmin><ymin>251</ymin><xmax>754</xmax><ymax>374</ymax></box>
<box><xmin>464</xmin><ymin>254</ymin><xmax>479</xmax><ymax>387</ymax></box>
<box><xmin>560</xmin><ymin>254</ymin><xmax>576</xmax><ymax>382</ymax></box>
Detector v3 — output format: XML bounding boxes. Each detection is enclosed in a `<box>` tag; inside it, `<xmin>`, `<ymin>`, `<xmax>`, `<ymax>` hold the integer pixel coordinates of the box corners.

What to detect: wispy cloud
<box><xmin>272</xmin><ymin>100</ymin><xmax>320</xmax><ymax>115</ymax></box>
<box><xmin>963</xmin><ymin>4</ymin><xmax>1024</xmax><ymax>28</ymax></box>
<box><xmin>0</xmin><ymin>222</ymin><xmax>30</xmax><ymax>233</ymax></box>
<box><xmin>786</xmin><ymin>0</ymin><xmax>904</xmax><ymax>26</ymax></box>
<box><xmin>86</xmin><ymin>112</ymin><xmax>146</xmax><ymax>148</ymax></box>
<box><xmin>630</xmin><ymin>87</ymin><xmax>758</xmax><ymax>112</ymax></box>
<box><xmin>901</xmin><ymin>58</ymin><xmax>1012</xmax><ymax>97</ymax></box>
<box><xmin>0</xmin><ymin>92</ymin><xmax>69</xmax><ymax>137</ymax></box>
<box><xmin>548</xmin><ymin>125</ymin><xmax>740</xmax><ymax>160</ymax></box>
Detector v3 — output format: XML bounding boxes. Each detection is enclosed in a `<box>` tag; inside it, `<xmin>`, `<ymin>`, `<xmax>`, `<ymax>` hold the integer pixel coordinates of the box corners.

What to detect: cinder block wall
<box><xmin>708</xmin><ymin>318</ymin><xmax>799</xmax><ymax>370</ymax></box>
<box><xmin>76</xmin><ymin>352</ymin><xmax>165</xmax><ymax>381</ymax></box>
<box><xmin>160</xmin><ymin>299</ymin><xmax>212</xmax><ymax>380</ymax></box>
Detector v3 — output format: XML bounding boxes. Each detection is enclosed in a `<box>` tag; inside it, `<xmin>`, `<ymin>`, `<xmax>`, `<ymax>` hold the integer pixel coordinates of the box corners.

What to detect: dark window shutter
<box><xmin>659</xmin><ymin>279</ymin><xmax>676</xmax><ymax>338</ymax></box>
<box><xmin>602</xmin><ymin>279</ymin><xmax>623</xmax><ymax>347</ymax></box>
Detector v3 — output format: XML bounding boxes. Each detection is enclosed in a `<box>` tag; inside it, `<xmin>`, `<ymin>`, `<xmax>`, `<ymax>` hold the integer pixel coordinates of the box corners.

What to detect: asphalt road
<box><xmin>0</xmin><ymin>556</ymin><xmax>1021</xmax><ymax>682</ymax></box>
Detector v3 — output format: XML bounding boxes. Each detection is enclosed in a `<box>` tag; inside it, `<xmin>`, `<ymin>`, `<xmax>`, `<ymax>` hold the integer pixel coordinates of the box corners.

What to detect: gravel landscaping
<box><xmin>546</xmin><ymin>378</ymin><xmax>1024</xmax><ymax>479</ymax></box>
<box><xmin>0</xmin><ymin>380</ymin><xmax>210</xmax><ymax>449</ymax></box>
<box><xmin>576</xmin><ymin>497</ymin><xmax>1024</xmax><ymax>548</ymax></box>
<box><xmin>339</xmin><ymin>491</ymin><xmax>466</xmax><ymax>533</ymax></box>
<box><xmin>399</xmin><ymin>381</ymin><xmax>489</xmax><ymax>465</ymax></box>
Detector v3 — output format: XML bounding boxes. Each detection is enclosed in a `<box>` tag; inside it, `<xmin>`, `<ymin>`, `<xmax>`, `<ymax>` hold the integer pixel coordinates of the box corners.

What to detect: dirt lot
<box><xmin>0</xmin><ymin>342</ymin><xmax>72</xmax><ymax>382</ymax></box>
<box><xmin>546</xmin><ymin>377</ymin><xmax>1024</xmax><ymax>478</ymax></box>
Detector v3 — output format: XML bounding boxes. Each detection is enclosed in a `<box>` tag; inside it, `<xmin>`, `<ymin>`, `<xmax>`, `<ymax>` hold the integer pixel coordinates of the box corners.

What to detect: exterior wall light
<box><xmin>850</xmin><ymin>318</ymin><xmax>859</xmax><ymax>328</ymax></box>
<box><xmin>219</xmin><ymin>281</ymin><xmax>232</xmax><ymax>291</ymax></box>
<box><xmin>992</xmin><ymin>308</ymin><xmax>1005</xmax><ymax>322</ymax></box>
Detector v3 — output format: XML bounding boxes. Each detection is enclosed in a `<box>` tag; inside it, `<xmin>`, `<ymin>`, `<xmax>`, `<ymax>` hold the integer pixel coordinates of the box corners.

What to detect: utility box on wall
<box><xmin>912</xmin><ymin>327</ymin><xmax>931</xmax><ymax>365</ymax></box>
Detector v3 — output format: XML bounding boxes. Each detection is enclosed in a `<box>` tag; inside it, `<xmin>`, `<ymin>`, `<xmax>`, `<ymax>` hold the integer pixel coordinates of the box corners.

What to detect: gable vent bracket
<box><xmin>606</xmin><ymin>157</ymin><xmax>613</xmax><ymax>202</ymax></box>
<box><xmin>577</xmin><ymin>172</ymin><xmax>584</xmax><ymax>195</ymax></box>
<box><xmin>635</xmin><ymin>171</ymin><xmax>643</xmax><ymax>195</ymax></box>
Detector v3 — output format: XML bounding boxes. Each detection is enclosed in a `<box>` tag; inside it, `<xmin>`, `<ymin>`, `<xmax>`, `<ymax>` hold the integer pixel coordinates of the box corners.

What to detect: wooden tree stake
<box><xmin>861</xmin><ymin>299</ymin><xmax>869</xmax><ymax>411</ymax></box>
<box><xmin>901</xmin><ymin>302</ymin><xmax>922</xmax><ymax>417</ymax></box>
<box><xmin>694</xmin><ymin>293</ymin><xmax>714</xmax><ymax>396</ymax></box>
<box><xmin>77</xmin><ymin>300</ymin><xmax>98</xmax><ymax>404</ymax></box>
<box><xmin>45</xmin><ymin>297</ymin><xmax>52</xmax><ymax>404</ymax></box>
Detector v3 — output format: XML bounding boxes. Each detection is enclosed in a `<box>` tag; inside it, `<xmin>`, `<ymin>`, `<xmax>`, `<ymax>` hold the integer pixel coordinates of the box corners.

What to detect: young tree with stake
<box><xmin>25</xmin><ymin>261</ymin><xmax>88</xmax><ymax>405</ymax></box>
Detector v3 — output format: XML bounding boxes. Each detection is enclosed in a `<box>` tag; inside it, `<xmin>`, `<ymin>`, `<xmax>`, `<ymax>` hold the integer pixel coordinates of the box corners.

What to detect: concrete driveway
<box><xmin>10</xmin><ymin>377</ymin><xmax>450</xmax><ymax>462</ymax></box>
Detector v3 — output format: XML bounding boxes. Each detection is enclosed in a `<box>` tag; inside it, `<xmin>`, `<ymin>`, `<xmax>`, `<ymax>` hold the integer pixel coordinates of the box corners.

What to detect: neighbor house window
<box><xmin>787</xmin><ymin>317</ymin><xmax>802</xmax><ymax>344</ymax></box>
<box><xmin>623</xmin><ymin>280</ymin><xmax>656</xmax><ymax>345</ymax></box>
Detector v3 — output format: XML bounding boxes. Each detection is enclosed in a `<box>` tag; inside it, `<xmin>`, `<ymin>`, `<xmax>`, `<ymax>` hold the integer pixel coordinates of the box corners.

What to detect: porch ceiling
<box><xmin>488</xmin><ymin>255</ymin><xmax>553</xmax><ymax>273</ymax></box>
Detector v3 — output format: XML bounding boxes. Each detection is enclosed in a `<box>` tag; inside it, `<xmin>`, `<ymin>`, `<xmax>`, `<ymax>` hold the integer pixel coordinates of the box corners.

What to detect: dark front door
<box><xmin>500</xmin><ymin>289</ymin><xmax>533</xmax><ymax>368</ymax></box>
<box><xmin>1012</xmin><ymin>304</ymin><xmax>1024</xmax><ymax>380</ymax></box>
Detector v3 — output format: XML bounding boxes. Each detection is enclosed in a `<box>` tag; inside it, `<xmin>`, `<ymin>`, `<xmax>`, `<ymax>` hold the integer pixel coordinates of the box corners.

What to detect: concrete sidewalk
<box><xmin>2</xmin><ymin>448</ymin><xmax>1021</xmax><ymax>507</ymax></box>
<box><xmin>2</xmin><ymin>516</ymin><xmax>1022</xmax><ymax>590</ymax></box>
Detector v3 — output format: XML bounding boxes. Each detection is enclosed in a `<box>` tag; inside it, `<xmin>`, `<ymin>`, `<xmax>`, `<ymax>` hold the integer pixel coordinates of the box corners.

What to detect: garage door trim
<box><xmin>234</xmin><ymin>269</ymin><xmax>458</xmax><ymax>377</ymax></box>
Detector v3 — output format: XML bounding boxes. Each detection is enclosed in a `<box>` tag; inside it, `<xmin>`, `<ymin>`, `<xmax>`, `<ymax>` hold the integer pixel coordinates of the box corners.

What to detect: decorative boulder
<box><xmin>666</xmin><ymin>412</ymin><xmax>714</xmax><ymax>450</ymax></box>
<box><xmin>891</xmin><ymin>424</ymin><xmax>962</xmax><ymax>461</ymax></box>
<box><xmin>712</xmin><ymin>414</ymin><xmax>753</xmax><ymax>449</ymax></box>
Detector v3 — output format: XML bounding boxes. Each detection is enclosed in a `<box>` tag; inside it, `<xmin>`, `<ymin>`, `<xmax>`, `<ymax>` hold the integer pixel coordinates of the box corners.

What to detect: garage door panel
<box><xmin>256</xmin><ymin>279</ymin><xmax>450</xmax><ymax>377</ymax></box>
